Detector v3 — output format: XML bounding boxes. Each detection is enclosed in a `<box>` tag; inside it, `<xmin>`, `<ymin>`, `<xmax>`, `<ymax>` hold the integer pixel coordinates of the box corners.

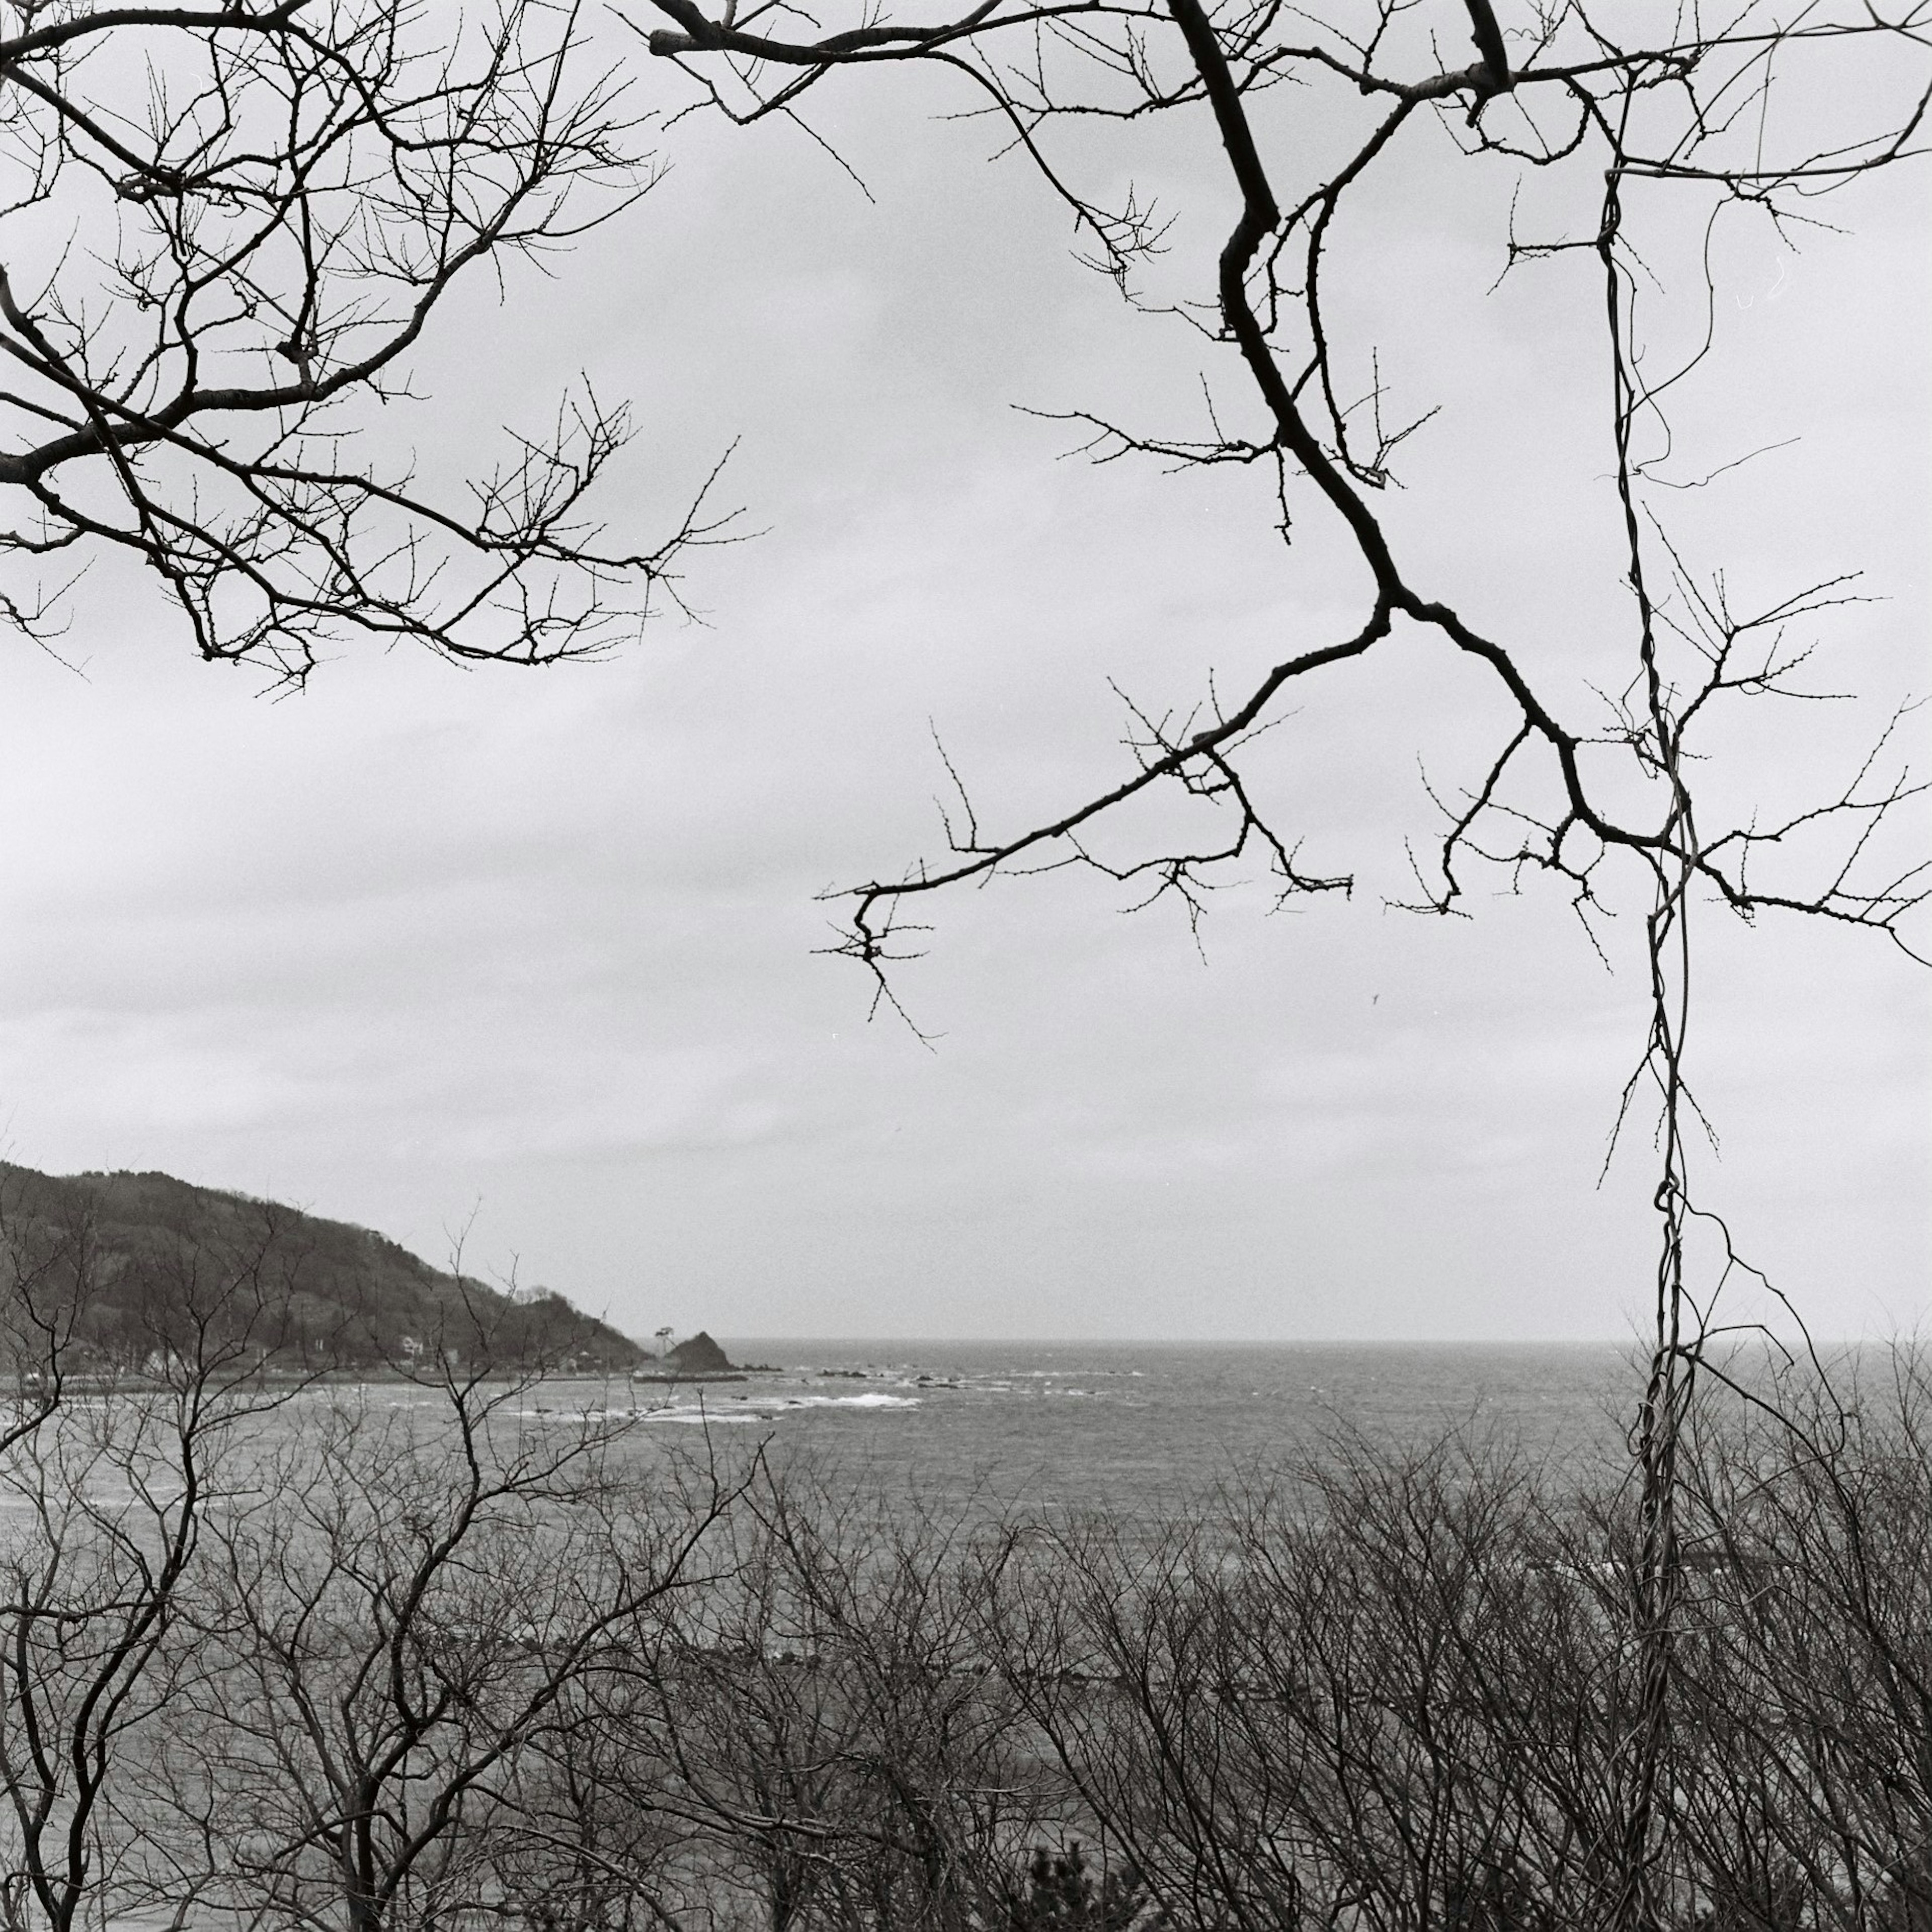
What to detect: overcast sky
<box><xmin>0</xmin><ymin>31</ymin><xmax>1925</xmax><ymax>1343</ymax></box>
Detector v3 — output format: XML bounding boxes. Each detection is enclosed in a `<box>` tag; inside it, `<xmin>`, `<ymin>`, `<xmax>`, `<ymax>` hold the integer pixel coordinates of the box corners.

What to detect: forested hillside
<box><xmin>0</xmin><ymin>1164</ymin><xmax>642</xmax><ymax>1375</ymax></box>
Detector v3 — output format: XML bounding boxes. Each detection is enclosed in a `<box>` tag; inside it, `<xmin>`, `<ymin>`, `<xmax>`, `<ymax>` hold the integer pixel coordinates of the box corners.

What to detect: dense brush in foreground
<box><xmin>0</xmin><ymin>1197</ymin><xmax>1922</xmax><ymax>1932</ymax></box>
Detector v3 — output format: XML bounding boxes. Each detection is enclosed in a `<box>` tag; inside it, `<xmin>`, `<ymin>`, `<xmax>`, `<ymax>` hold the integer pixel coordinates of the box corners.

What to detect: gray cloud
<box><xmin>0</xmin><ymin>51</ymin><xmax>1924</xmax><ymax>1342</ymax></box>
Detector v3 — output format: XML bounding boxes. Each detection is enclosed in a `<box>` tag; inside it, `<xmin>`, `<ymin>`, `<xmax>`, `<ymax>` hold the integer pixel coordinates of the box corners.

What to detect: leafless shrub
<box><xmin>0</xmin><ymin>1183</ymin><xmax>326</xmax><ymax>1932</ymax></box>
<box><xmin>603</xmin><ymin>1466</ymin><xmax>1056</xmax><ymax>1932</ymax></box>
<box><xmin>1666</xmin><ymin>1344</ymin><xmax>1932</xmax><ymax>1932</ymax></box>
<box><xmin>162</xmin><ymin>1378</ymin><xmax>744</xmax><ymax>1932</ymax></box>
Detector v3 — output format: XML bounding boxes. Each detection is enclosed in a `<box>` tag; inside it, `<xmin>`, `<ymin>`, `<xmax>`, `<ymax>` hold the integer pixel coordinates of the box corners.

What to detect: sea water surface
<box><xmin>556</xmin><ymin>1341</ymin><xmax>1639</xmax><ymax>1518</ymax></box>
<box><xmin>0</xmin><ymin>1342</ymin><xmax>1643</xmax><ymax>1530</ymax></box>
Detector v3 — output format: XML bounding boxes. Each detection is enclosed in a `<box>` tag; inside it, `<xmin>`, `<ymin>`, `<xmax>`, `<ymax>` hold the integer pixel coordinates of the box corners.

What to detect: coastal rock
<box><xmin>665</xmin><ymin>1331</ymin><xmax>734</xmax><ymax>1375</ymax></box>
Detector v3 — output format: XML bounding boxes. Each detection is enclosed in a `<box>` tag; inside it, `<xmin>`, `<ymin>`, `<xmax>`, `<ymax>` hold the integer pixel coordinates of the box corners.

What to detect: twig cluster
<box><xmin>0</xmin><ymin>0</ymin><xmax>740</xmax><ymax>678</ymax></box>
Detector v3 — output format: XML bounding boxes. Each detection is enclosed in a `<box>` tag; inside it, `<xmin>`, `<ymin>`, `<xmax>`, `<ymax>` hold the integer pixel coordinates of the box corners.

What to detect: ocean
<box><xmin>586</xmin><ymin>1339</ymin><xmax>1639</xmax><ymax>1517</ymax></box>
<box><xmin>0</xmin><ymin>1341</ymin><xmax>1641</xmax><ymax>1532</ymax></box>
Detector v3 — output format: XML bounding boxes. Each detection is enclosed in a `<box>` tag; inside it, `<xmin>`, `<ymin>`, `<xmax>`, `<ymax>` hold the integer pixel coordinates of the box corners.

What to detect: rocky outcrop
<box><xmin>664</xmin><ymin>1330</ymin><xmax>734</xmax><ymax>1375</ymax></box>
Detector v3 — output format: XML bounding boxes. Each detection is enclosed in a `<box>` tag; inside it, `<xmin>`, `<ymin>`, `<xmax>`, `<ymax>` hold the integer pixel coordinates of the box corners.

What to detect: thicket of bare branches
<box><xmin>0</xmin><ymin>1185</ymin><xmax>1927</xmax><ymax>1932</ymax></box>
<box><xmin>982</xmin><ymin>1378</ymin><xmax>1932</xmax><ymax>1932</ymax></box>
<box><xmin>0</xmin><ymin>1187</ymin><xmax>750</xmax><ymax>1932</ymax></box>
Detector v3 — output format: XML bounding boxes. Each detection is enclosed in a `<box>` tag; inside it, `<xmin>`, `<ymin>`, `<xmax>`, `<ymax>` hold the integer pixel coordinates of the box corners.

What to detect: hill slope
<box><xmin>0</xmin><ymin>1164</ymin><xmax>643</xmax><ymax>1374</ymax></box>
